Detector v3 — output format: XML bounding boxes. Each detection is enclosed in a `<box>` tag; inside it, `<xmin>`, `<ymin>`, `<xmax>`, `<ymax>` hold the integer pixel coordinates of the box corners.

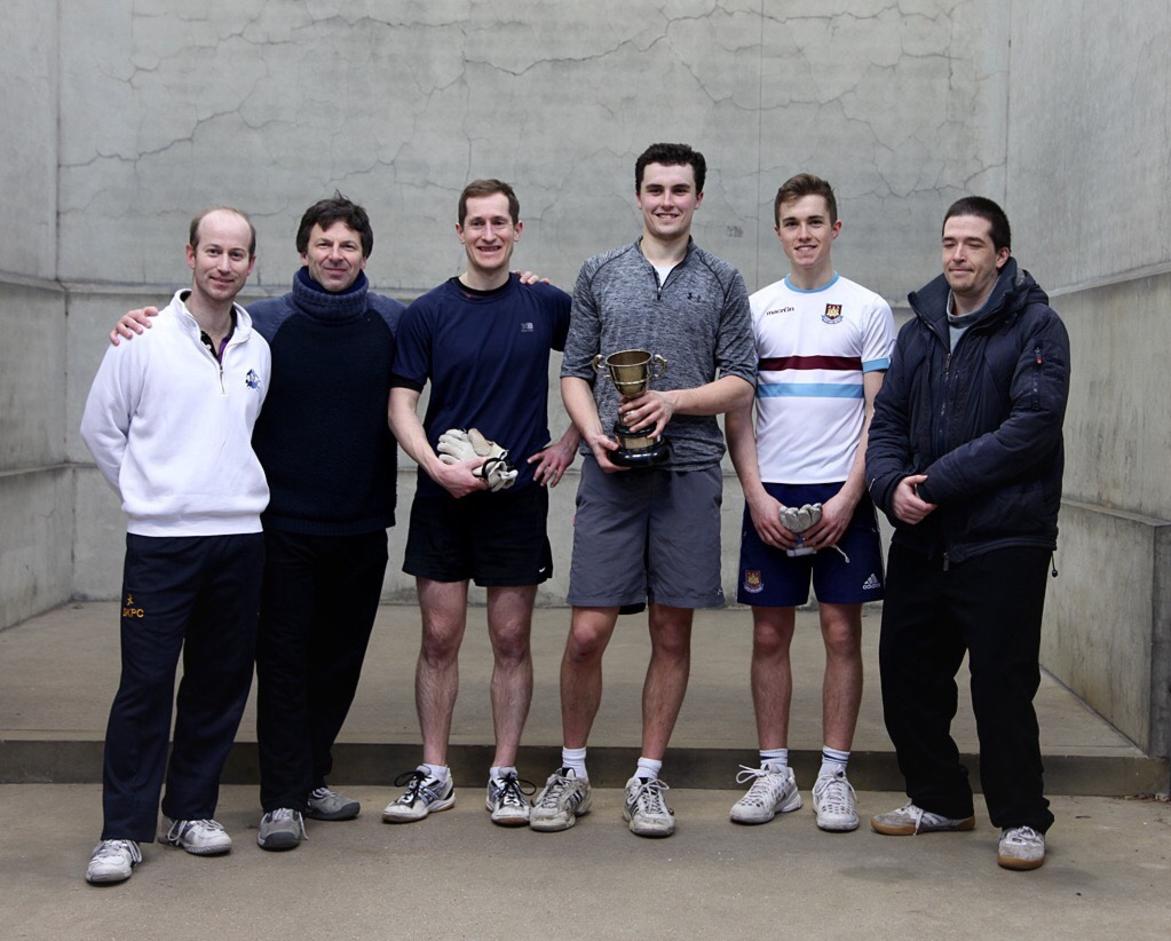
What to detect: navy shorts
<box><xmin>737</xmin><ymin>481</ymin><xmax>884</xmax><ymax>607</ymax></box>
<box><xmin>404</xmin><ymin>484</ymin><xmax>552</xmax><ymax>587</ymax></box>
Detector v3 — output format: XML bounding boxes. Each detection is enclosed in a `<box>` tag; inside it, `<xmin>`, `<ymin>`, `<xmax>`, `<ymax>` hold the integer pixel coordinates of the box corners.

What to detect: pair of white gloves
<box><xmin>436</xmin><ymin>428</ymin><xmax>517</xmax><ymax>492</ymax></box>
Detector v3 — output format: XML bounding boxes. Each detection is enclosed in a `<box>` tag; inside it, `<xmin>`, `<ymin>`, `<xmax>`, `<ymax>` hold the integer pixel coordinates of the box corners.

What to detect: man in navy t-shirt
<box><xmin>385</xmin><ymin>179</ymin><xmax>579</xmax><ymax>826</ymax></box>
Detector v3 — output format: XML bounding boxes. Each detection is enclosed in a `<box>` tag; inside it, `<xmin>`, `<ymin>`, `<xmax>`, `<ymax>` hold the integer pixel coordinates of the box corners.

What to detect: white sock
<box><xmin>819</xmin><ymin>746</ymin><xmax>850</xmax><ymax>778</ymax></box>
<box><xmin>760</xmin><ymin>748</ymin><xmax>789</xmax><ymax>771</ymax></box>
<box><xmin>423</xmin><ymin>762</ymin><xmax>450</xmax><ymax>783</ymax></box>
<box><xmin>561</xmin><ymin>747</ymin><xmax>588</xmax><ymax>780</ymax></box>
<box><xmin>635</xmin><ymin>756</ymin><xmax>663</xmax><ymax>781</ymax></box>
<box><xmin>490</xmin><ymin>765</ymin><xmax>516</xmax><ymax>782</ymax></box>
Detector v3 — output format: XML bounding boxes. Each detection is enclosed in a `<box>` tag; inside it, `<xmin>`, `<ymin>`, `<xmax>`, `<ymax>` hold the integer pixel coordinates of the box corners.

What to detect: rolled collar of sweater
<box><xmin>292</xmin><ymin>266</ymin><xmax>370</xmax><ymax>324</ymax></box>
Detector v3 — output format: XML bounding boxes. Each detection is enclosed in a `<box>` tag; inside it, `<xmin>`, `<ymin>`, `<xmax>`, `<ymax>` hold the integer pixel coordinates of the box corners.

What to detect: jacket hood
<box><xmin>908</xmin><ymin>258</ymin><xmax>1050</xmax><ymax>332</ymax></box>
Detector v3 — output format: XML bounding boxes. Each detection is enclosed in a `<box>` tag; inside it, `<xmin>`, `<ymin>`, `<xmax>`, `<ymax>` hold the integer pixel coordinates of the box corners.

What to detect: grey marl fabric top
<box><xmin>561</xmin><ymin>238</ymin><xmax>756</xmax><ymax>470</ymax></box>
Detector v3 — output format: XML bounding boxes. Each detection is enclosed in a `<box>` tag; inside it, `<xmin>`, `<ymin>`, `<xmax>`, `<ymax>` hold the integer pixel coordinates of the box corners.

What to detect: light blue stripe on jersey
<box><xmin>862</xmin><ymin>357</ymin><xmax>891</xmax><ymax>372</ymax></box>
<box><xmin>758</xmin><ymin>382</ymin><xmax>864</xmax><ymax>398</ymax></box>
<box><xmin>782</xmin><ymin>272</ymin><xmax>840</xmax><ymax>294</ymax></box>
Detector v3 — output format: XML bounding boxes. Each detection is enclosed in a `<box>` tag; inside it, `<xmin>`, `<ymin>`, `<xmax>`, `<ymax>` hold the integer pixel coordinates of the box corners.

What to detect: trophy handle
<box><xmin>592</xmin><ymin>353</ymin><xmax>604</xmax><ymax>373</ymax></box>
<box><xmin>651</xmin><ymin>354</ymin><xmax>668</xmax><ymax>380</ymax></box>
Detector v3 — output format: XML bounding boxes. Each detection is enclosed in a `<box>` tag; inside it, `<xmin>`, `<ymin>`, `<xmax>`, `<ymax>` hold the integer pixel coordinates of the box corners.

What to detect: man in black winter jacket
<box><xmin>865</xmin><ymin>196</ymin><xmax>1070</xmax><ymax>871</ymax></box>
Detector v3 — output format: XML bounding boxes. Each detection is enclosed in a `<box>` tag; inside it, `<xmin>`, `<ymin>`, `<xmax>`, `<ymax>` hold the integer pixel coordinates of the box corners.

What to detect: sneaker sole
<box><xmin>85</xmin><ymin>868</ymin><xmax>134</xmax><ymax>885</ymax></box>
<box><xmin>381</xmin><ymin>795</ymin><xmax>455</xmax><ymax>823</ymax></box>
<box><xmin>815</xmin><ymin>814</ymin><xmax>860</xmax><ymax>833</ymax></box>
<box><xmin>168</xmin><ymin>841</ymin><xmax>232</xmax><ymax>856</ymax></box>
<box><xmin>730</xmin><ymin>791</ymin><xmax>803</xmax><ymax>825</ymax></box>
<box><xmin>304</xmin><ymin>804</ymin><xmax>360</xmax><ymax>822</ymax></box>
<box><xmin>998</xmin><ymin>852</ymin><xmax>1045</xmax><ymax>871</ymax></box>
<box><xmin>623</xmin><ymin>809</ymin><xmax>675</xmax><ymax>838</ymax></box>
<box><xmin>870</xmin><ymin>816</ymin><xmax>976</xmax><ymax>836</ymax></box>
<box><xmin>256</xmin><ymin>832</ymin><xmax>302</xmax><ymax>852</ymax></box>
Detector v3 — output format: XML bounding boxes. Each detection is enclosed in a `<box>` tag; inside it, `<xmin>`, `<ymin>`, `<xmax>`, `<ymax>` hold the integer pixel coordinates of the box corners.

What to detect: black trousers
<box><xmin>879</xmin><ymin>544</ymin><xmax>1054</xmax><ymax>833</ymax></box>
<box><xmin>102</xmin><ymin>533</ymin><xmax>264</xmax><ymax>842</ymax></box>
<box><xmin>256</xmin><ymin>528</ymin><xmax>388</xmax><ymax>811</ymax></box>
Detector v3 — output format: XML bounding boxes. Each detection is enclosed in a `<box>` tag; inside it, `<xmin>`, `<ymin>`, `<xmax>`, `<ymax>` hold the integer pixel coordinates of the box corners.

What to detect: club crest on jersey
<box><xmin>520</xmin><ymin>322</ymin><xmax>534</xmax><ymax>333</ymax></box>
<box><xmin>822</xmin><ymin>304</ymin><xmax>843</xmax><ymax>324</ymax></box>
<box><xmin>743</xmin><ymin>570</ymin><xmax>764</xmax><ymax>594</ymax></box>
<box><xmin>245</xmin><ymin>369</ymin><xmax>261</xmax><ymax>390</ymax></box>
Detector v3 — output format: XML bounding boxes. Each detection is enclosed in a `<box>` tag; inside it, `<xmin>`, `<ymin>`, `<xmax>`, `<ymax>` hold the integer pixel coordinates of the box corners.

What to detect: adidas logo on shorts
<box><xmin>862</xmin><ymin>573</ymin><xmax>881</xmax><ymax>591</ymax></box>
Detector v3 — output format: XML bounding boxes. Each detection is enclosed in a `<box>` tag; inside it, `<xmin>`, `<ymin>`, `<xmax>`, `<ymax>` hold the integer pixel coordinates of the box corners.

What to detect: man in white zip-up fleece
<box><xmin>80</xmin><ymin>208</ymin><xmax>271</xmax><ymax>885</ymax></box>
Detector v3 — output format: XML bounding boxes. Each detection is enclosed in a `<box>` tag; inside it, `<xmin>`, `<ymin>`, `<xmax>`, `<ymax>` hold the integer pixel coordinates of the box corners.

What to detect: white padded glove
<box><xmin>779</xmin><ymin>502</ymin><xmax>822</xmax><ymax>533</ymax></box>
<box><xmin>436</xmin><ymin>428</ymin><xmax>517</xmax><ymax>492</ymax></box>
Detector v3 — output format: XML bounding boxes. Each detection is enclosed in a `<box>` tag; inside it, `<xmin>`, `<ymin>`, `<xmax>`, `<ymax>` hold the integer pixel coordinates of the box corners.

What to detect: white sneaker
<box><xmin>162</xmin><ymin>818</ymin><xmax>232</xmax><ymax>855</ymax></box>
<box><xmin>871</xmin><ymin>802</ymin><xmax>976</xmax><ymax>836</ymax></box>
<box><xmin>529</xmin><ymin>767</ymin><xmax>593</xmax><ymax>832</ymax></box>
<box><xmin>623</xmin><ymin>776</ymin><xmax>674</xmax><ymax>838</ymax></box>
<box><xmin>85</xmin><ymin>839</ymin><xmax>141</xmax><ymax>885</ymax></box>
<box><xmin>382</xmin><ymin>767</ymin><xmax>455</xmax><ymax>823</ymax></box>
<box><xmin>485</xmin><ymin>771</ymin><xmax>532</xmax><ymax>827</ymax></box>
<box><xmin>729</xmin><ymin>764</ymin><xmax>802</xmax><ymax>824</ymax></box>
<box><xmin>998</xmin><ymin>826</ymin><xmax>1046</xmax><ymax>870</ymax></box>
<box><xmin>812</xmin><ymin>770</ymin><xmax>859</xmax><ymax>832</ymax></box>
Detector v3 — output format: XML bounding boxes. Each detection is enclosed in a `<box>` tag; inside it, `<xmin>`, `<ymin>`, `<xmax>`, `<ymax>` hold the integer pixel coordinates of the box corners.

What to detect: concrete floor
<box><xmin>0</xmin><ymin>602</ymin><xmax>1158</xmax><ymax>794</ymax></box>
<box><xmin>1</xmin><ymin>784</ymin><xmax>1169</xmax><ymax>941</ymax></box>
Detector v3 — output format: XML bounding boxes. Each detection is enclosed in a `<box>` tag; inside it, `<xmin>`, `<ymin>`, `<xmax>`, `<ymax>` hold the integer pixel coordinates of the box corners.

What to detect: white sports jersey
<box><xmin>750</xmin><ymin>273</ymin><xmax>894</xmax><ymax>483</ymax></box>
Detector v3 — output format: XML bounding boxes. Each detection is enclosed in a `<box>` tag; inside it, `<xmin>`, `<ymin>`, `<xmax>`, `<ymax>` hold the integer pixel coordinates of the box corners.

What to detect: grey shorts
<box><xmin>567</xmin><ymin>457</ymin><xmax>725</xmax><ymax>609</ymax></box>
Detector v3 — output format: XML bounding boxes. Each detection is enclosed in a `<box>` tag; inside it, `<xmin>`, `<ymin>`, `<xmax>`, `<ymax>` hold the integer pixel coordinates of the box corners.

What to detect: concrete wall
<box><xmin>1007</xmin><ymin>2</ymin><xmax>1171</xmax><ymax>756</ymax></box>
<box><xmin>49</xmin><ymin>0</ymin><xmax>1013</xmax><ymax>609</ymax></box>
<box><xmin>0</xmin><ymin>1</ymin><xmax>71</xmax><ymax>628</ymax></box>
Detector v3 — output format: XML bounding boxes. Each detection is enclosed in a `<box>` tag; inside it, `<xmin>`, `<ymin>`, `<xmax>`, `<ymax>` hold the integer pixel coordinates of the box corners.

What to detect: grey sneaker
<box><xmin>85</xmin><ymin>839</ymin><xmax>141</xmax><ymax>885</ymax></box>
<box><xmin>729</xmin><ymin>764</ymin><xmax>803</xmax><ymax>824</ymax></box>
<box><xmin>529</xmin><ymin>767</ymin><xmax>592</xmax><ymax>832</ymax></box>
<box><xmin>257</xmin><ymin>808</ymin><xmax>305</xmax><ymax>851</ymax></box>
<box><xmin>870</xmin><ymin>802</ymin><xmax>975</xmax><ymax>836</ymax></box>
<box><xmin>623</xmin><ymin>776</ymin><xmax>674</xmax><ymax>838</ymax></box>
<box><xmin>486</xmin><ymin>771</ymin><xmax>533</xmax><ymax>827</ymax></box>
<box><xmin>163</xmin><ymin>818</ymin><xmax>232</xmax><ymax>855</ymax></box>
<box><xmin>381</xmin><ymin>767</ymin><xmax>455</xmax><ymax>823</ymax></box>
<box><xmin>998</xmin><ymin>826</ymin><xmax>1046</xmax><ymax>870</ymax></box>
<box><xmin>305</xmin><ymin>785</ymin><xmax>360</xmax><ymax>821</ymax></box>
<box><xmin>812</xmin><ymin>770</ymin><xmax>859</xmax><ymax>832</ymax></box>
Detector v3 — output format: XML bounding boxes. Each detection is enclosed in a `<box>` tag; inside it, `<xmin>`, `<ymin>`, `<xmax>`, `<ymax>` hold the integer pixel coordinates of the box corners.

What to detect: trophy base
<box><xmin>611</xmin><ymin>424</ymin><xmax>670</xmax><ymax>468</ymax></box>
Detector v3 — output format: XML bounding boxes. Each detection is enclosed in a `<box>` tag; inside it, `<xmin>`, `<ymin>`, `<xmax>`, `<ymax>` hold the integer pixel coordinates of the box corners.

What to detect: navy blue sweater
<box><xmin>248</xmin><ymin>269</ymin><xmax>404</xmax><ymax>535</ymax></box>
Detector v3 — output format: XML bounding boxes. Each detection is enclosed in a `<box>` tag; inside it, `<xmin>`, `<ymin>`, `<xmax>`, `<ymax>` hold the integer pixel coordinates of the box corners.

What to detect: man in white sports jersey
<box><xmin>725</xmin><ymin>173</ymin><xmax>895</xmax><ymax>832</ymax></box>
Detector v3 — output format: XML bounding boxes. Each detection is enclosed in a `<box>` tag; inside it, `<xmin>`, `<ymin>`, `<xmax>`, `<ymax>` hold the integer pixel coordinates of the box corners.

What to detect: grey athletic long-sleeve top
<box><xmin>561</xmin><ymin>238</ymin><xmax>756</xmax><ymax>470</ymax></box>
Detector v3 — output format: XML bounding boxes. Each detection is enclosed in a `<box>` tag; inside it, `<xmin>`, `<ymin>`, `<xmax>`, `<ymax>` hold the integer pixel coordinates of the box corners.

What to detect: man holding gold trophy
<box><xmin>530</xmin><ymin>143</ymin><xmax>756</xmax><ymax>838</ymax></box>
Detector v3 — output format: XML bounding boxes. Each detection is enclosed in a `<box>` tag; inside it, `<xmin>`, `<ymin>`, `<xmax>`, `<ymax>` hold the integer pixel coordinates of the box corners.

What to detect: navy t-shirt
<box><xmin>391</xmin><ymin>274</ymin><xmax>571</xmax><ymax>495</ymax></box>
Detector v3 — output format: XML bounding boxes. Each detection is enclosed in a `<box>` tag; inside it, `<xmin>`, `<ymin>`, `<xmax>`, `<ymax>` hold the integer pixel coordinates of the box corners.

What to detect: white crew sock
<box><xmin>561</xmin><ymin>747</ymin><xmax>588</xmax><ymax>780</ymax></box>
<box><xmin>635</xmin><ymin>756</ymin><xmax>663</xmax><ymax>781</ymax></box>
<box><xmin>760</xmin><ymin>748</ymin><xmax>789</xmax><ymax>771</ymax></box>
<box><xmin>819</xmin><ymin>746</ymin><xmax>850</xmax><ymax>778</ymax></box>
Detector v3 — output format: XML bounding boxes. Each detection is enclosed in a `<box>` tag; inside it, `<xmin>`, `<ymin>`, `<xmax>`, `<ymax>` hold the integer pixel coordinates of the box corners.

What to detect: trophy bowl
<box><xmin>592</xmin><ymin>349</ymin><xmax>670</xmax><ymax>468</ymax></box>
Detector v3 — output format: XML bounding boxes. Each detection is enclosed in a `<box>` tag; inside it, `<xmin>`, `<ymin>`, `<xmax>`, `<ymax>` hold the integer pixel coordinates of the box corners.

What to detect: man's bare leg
<box><xmin>749</xmin><ymin>606</ymin><xmax>797</xmax><ymax>750</ymax></box>
<box><xmin>559</xmin><ymin>605</ymin><xmax>620</xmax><ymax>749</ymax></box>
<box><xmin>820</xmin><ymin>602</ymin><xmax>863</xmax><ymax>751</ymax></box>
<box><xmin>415</xmin><ymin>577</ymin><xmax>469</xmax><ymax>765</ymax></box>
<box><xmin>485</xmin><ymin>584</ymin><xmax>537</xmax><ymax>768</ymax></box>
<box><xmin>639</xmin><ymin>603</ymin><xmax>694</xmax><ymax>760</ymax></box>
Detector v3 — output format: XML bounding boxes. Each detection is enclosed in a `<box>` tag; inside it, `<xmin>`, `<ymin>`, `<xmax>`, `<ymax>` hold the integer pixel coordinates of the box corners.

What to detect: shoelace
<box><xmin>1003</xmin><ymin>826</ymin><xmax>1042</xmax><ymax>846</ymax></box>
<box><xmin>534</xmin><ymin>772</ymin><xmax>571</xmax><ymax>808</ymax></box>
<box><xmin>168</xmin><ymin>818</ymin><xmax>224</xmax><ymax>841</ymax></box>
<box><xmin>310</xmin><ymin>786</ymin><xmax>336</xmax><ymax>801</ymax></box>
<box><xmin>892</xmin><ymin>802</ymin><xmax>927</xmax><ymax>834</ymax></box>
<box><xmin>493</xmin><ymin>773</ymin><xmax>535</xmax><ymax>808</ymax></box>
<box><xmin>393</xmin><ymin>769</ymin><xmax>446</xmax><ymax>806</ymax></box>
<box><xmin>94</xmin><ymin>839</ymin><xmax>141</xmax><ymax>863</ymax></box>
<box><xmin>815</xmin><ymin>774</ymin><xmax>855</xmax><ymax>815</ymax></box>
<box><xmin>631</xmin><ymin>778</ymin><xmax>670</xmax><ymax>816</ymax></box>
<box><xmin>734</xmin><ymin>765</ymin><xmax>783</xmax><ymax>807</ymax></box>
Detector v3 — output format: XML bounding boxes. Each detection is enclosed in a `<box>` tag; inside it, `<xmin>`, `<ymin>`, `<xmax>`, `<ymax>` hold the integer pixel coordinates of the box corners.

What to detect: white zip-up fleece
<box><xmin>81</xmin><ymin>290</ymin><xmax>271</xmax><ymax>536</ymax></box>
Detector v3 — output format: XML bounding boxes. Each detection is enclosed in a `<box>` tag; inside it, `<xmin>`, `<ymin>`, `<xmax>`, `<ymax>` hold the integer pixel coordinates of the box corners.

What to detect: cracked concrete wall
<box><xmin>0</xmin><ymin>0</ymin><xmax>73</xmax><ymax>629</ymax></box>
<box><xmin>1006</xmin><ymin>2</ymin><xmax>1171</xmax><ymax>757</ymax></box>
<box><xmin>56</xmin><ymin>0</ymin><xmax>1012</xmax><ymax>606</ymax></box>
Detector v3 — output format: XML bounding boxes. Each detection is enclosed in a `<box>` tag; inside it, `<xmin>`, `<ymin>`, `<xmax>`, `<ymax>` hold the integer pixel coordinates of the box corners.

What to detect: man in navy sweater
<box><xmin>384</xmin><ymin>180</ymin><xmax>579</xmax><ymax>827</ymax></box>
<box><xmin>111</xmin><ymin>194</ymin><xmax>403</xmax><ymax>851</ymax></box>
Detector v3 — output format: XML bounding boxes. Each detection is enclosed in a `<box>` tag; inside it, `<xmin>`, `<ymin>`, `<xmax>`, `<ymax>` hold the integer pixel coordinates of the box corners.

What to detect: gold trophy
<box><xmin>592</xmin><ymin>349</ymin><xmax>671</xmax><ymax>467</ymax></box>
